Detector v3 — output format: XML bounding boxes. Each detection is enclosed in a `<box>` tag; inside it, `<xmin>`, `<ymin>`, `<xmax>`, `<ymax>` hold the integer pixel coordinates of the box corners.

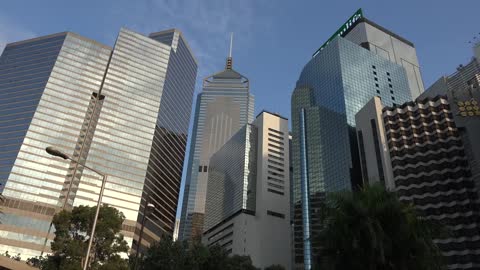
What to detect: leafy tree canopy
<box><xmin>31</xmin><ymin>205</ymin><xmax>129</xmax><ymax>270</ymax></box>
<box><xmin>317</xmin><ymin>184</ymin><xmax>446</xmax><ymax>270</ymax></box>
<box><xmin>139</xmin><ymin>236</ymin><xmax>259</xmax><ymax>270</ymax></box>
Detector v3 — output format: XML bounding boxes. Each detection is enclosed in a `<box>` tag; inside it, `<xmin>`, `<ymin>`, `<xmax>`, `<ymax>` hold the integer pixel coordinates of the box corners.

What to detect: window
<box><xmin>268</xmin><ymin>138</ymin><xmax>284</xmax><ymax>145</ymax></box>
<box><xmin>373</xmin><ymin>71</ymin><xmax>377</xmax><ymax>75</ymax></box>
<box><xmin>389</xmin><ymin>84</ymin><xmax>393</xmax><ymax>88</ymax></box>
<box><xmin>386</xmin><ymin>72</ymin><xmax>390</xmax><ymax>76</ymax></box>
<box><xmin>391</xmin><ymin>96</ymin><xmax>395</xmax><ymax>101</ymax></box>
<box><xmin>268</xmin><ymin>189</ymin><xmax>284</xmax><ymax>195</ymax></box>
<box><xmin>268</xmin><ymin>128</ymin><xmax>284</xmax><ymax>135</ymax></box>
<box><xmin>268</xmin><ymin>182</ymin><xmax>284</xmax><ymax>190</ymax></box>
<box><xmin>268</xmin><ymin>148</ymin><xmax>284</xmax><ymax>156</ymax></box>
<box><xmin>268</xmin><ymin>154</ymin><xmax>284</xmax><ymax>161</ymax></box>
<box><xmin>374</xmin><ymin>77</ymin><xmax>378</xmax><ymax>81</ymax></box>
<box><xmin>268</xmin><ymin>159</ymin><xmax>284</xmax><ymax>167</ymax></box>
<box><xmin>370</xmin><ymin>120</ymin><xmax>385</xmax><ymax>184</ymax></box>
<box><xmin>198</xmin><ymin>166</ymin><xmax>202</xmax><ymax>172</ymax></box>
<box><xmin>268</xmin><ymin>143</ymin><xmax>284</xmax><ymax>151</ymax></box>
<box><xmin>268</xmin><ymin>165</ymin><xmax>284</xmax><ymax>172</ymax></box>
<box><xmin>376</xmin><ymin>90</ymin><xmax>380</xmax><ymax>94</ymax></box>
<box><xmin>203</xmin><ymin>166</ymin><xmax>208</xmax><ymax>172</ymax></box>
<box><xmin>375</xmin><ymin>83</ymin><xmax>379</xmax><ymax>87</ymax></box>
<box><xmin>267</xmin><ymin>210</ymin><xmax>285</xmax><ymax>219</ymax></box>
<box><xmin>268</xmin><ymin>133</ymin><xmax>283</xmax><ymax>140</ymax></box>
<box><xmin>390</xmin><ymin>90</ymin><xmax>394</xmax><ymax>94</ymax></box>
<box><xmin>372</xmin><ymin>65</ymin><xmax>376</xmax><ymax>69</ymax></box>
<box><xmin>388</xmin><ymin>78</ymin><xmax>391</xmax><ymax>82</ymax></box>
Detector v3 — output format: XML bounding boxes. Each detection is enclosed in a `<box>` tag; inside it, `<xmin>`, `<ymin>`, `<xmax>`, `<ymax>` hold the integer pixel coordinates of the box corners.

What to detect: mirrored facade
<box><xmin>291</xmin><ymin>35</ymin><xmax>413</xmax><ymax>269</ymax></box>
<box><xmin>0</xmin><ymin>28</ymin><xmax>197</xmax><ymax>259</ymax></box>
<box><xmin>203</xmin><ymin>111</ymin><xmax>291</xmax><ymax>269</ymax></box>
<box><xmin>179</xmin><ymin>57</ymin><xmax>254</xmax><ymax>241</ymax></box>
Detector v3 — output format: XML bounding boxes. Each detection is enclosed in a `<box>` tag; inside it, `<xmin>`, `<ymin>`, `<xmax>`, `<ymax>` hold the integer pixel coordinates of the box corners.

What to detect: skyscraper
<box><xmin>0</xmin><ymin>28</ymin><xmax>197</xmax><ymax>259</ymax></box>
<box><xmin>291</xmin><ymin>9</ymin><xmax>419</xmax><ymax>269</ymax></box>
<box><xmin>203</xmin><ymin>111</ymin><xmax>291</xmax><ymax>269</ymax></box>
<box><xmin>179</xmin><ymin>47</ymin><xmax>254</xmax><ymax>241</ymax></box>
<box><xmin>356</xmin><ymin>96</ymin><xmax>480</xmax><ymax>269</ymax></box>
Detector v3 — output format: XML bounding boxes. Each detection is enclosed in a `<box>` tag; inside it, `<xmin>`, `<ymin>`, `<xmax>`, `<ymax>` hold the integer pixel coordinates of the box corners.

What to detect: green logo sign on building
<box><xmin>313</xmin><ymin>8</ymin><xmax>363</xmax><ymax>57</ymax></box>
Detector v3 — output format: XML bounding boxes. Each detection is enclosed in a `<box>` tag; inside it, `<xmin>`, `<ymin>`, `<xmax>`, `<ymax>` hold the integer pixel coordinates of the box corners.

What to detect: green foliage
<box><xmin>139</xmin><ymin>236</ymin><xmax>259</xmax><ymax>270</ymax></box>
<box><xmin>35</xmin><ymin>205</ymin><xmax>129</xmax><ymax>270</ymax></box>
<box><xmin>317</xmin><ymin>184</ymin><xmax>446</xmax><ymax>270</ymax></box>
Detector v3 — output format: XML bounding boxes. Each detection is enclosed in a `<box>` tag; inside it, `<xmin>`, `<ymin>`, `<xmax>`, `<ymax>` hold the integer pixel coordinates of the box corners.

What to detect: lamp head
<box><xmin>46</xmin><ymin>147</ymin><xmax>70</xmax><ymax>160</ymax></box>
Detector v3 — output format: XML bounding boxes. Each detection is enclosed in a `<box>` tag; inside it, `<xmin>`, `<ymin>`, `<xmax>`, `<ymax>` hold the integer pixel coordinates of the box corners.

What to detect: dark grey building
<box><xmin>424</xmin><ymin>52</ymin><xmax>480</xmax><ymax>200</ymax></box>
<box><xmin>0</xmin><ymin>28</ymin><xmax>197</xmax><ymax>259</ymax></box>
<box><xmin>291</xmin><ymin>9</ymin><xmax>420</xmax><ymax>269</ymax></box>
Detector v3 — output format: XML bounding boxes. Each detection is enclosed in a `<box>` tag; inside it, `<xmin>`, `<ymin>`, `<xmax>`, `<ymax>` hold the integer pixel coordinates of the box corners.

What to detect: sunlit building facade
<box><xmin>0</xmin><ymin>28</ymin><xmax>197</xmax><ymax>259</ymax></box>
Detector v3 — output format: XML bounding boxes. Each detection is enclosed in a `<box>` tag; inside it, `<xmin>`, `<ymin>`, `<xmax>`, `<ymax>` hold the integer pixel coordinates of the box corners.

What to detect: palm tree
<box><xmin>316</xmin><ymin>184</ymin><xmax>445</xmax><ymax>270</ymax></box>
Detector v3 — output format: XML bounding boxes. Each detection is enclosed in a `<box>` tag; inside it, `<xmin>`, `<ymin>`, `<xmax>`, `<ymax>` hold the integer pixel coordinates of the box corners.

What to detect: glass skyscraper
<box><xmin>179</xmin><ymin>56</ymin><xmax>254</xmax><ymax>241</ymax></box>
<box><xmin>0</xmin><ymin>28</ymin><xmax>197</xmax><ymax>259</ymax></box>
<box><xmin>291</xmin><ymin>15</ymin><xmax>418</xmax><ymax>268</ymax></box>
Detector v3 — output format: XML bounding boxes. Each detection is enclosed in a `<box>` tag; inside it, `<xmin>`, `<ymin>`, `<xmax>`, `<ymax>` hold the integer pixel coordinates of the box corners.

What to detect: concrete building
<box><xmin>424</xmin><ymin>46</ymin><xmax>480</xmax><ymax>199</ymax></box>
<box><xmin>179</xmin><ymin>47</ymin><xmax>254</xmax><ymax>241</ymax></box>
<box><xmin>291</xmin><ymin>9</ymin><xmax>419</xmax><ymax>269</ymax></box>
<box><xmin>203</xmin><ymin>111</ymin><xmax>291</xmax><ymax>269</ymax></box>
<box><xmin>0</xmin><ymin>28</ymin><xmax>197</xmax><ymax>259</ymax></box>
<box><xmin>355</xmin><ymin>95</ymin><xmax>480</xmax><ymax>269</ymax></box>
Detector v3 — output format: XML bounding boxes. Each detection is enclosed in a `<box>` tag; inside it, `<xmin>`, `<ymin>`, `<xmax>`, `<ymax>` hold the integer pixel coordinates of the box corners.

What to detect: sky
<box><xmin>1</xmin><ymin>0</ymin><xmax>479</xmax><ymax>218</ymax></box>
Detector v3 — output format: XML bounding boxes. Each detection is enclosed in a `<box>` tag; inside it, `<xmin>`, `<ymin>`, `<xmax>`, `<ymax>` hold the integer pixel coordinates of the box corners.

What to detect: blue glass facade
<box><xmin>0</xmin><ymin>34</ymin><xmax>67</xmax><ymax>191</ymax></box>
<box><xmin>291</xmin><ymin>36</ymin><xmax>412</xmax><ymax>269</ymax></box>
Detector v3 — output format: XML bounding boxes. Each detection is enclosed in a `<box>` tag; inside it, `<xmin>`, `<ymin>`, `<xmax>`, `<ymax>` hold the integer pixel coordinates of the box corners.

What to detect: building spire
<box><xmin>226</xmin><ymin>32</ymin><xmax>233</xmax><ymax>70</ymax></box>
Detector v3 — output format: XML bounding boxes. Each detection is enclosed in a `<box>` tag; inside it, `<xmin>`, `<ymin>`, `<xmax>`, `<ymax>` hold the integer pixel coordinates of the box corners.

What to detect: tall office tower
<box><xmin>0</xmin><ymin>28</ymin><xmax>197</xmax><ymax>259</ymax></box>
<box><xmin>203</xmin><ymin>111</ymin><xmax>291</xmax><ymax>269</ymax></box>
<box><xmin>356</xmin><ymin>96</ymin><xmax>480</xmax><ymax>269</ymax></box>
<box><xmin>291</xmin><ymin>9</ymin><xmax>418</xmax><ymax>269</ymax></box>
<box><xmin>179</xmin><ymin>50</ymin><xmax>254</xmax><ymax>241</ymax></box>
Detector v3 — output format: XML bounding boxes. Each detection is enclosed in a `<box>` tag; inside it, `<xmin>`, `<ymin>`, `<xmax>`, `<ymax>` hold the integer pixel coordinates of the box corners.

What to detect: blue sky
<box><xmin>2</xmin><ymin>0</ymin><xmax>479</xmax><ymax>218</ymax></box>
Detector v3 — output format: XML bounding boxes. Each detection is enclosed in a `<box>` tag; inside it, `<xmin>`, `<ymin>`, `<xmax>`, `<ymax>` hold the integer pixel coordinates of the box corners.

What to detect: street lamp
<box><xmin>134</xmin><ymin>200</ymin><xmax>155</xmax><ymax>270</ymax></box>
<box><xmin>45</xmin><ymin>146</ymin><xmax>108</xmax><ymax>270</ymax></box>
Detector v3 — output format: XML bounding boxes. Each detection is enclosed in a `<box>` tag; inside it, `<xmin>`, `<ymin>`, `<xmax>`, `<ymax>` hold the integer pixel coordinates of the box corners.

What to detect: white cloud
<box><xmin>0</xmin><ymin>15</ymin><xmax>35</xmax><ymax>53</ymax></box>
<box><xmin>107</xmin><ymin>0</ymin><xmax>273</xmax><ymax>90</ymax></box>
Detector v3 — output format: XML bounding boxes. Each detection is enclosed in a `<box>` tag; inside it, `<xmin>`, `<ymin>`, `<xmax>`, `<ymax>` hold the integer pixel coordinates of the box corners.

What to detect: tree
<box><xmin>317</xmin><ymin>184</ymin><xmax>446</xmax><ymax>270</ymax></box>
<box><xmin>139</xmin><ymin>236</ymin><xmax>258</xmax><ymax>270</ymax></box>
<box><xmin>38</xmin><ymin>205</ymin><xmax>129</xmax><ymax>270</ymax></box>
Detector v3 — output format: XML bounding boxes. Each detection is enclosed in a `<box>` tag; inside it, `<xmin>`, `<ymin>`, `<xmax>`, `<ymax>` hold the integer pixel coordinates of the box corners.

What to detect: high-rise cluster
<box><xmin>1</xmin><ymin>7</ymin><xmax>480</xmax><ymax>270</ymax></box>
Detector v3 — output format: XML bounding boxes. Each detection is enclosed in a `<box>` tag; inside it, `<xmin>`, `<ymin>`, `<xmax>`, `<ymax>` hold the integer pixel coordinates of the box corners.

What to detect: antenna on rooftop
<box><xmin>229</xmin><ymin>32</ymin><xmax>233</xmax><ymax>58</ymax></box>
<box><xmin>226</xmin><ymin>32</ymin><xmax>233</xmax><ymax>70</ymax></box>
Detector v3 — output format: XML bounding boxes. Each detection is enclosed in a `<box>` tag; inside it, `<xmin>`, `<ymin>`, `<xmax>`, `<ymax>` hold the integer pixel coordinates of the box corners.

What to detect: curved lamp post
<box><xmin>134</xmin><ymin>200</ymin><xmax>155</xmax><ymax>270</ymax></box>
<box><xmin>45</xmin><ymin>146</ymin><xmax>108</xmax><ymax>270</ymax></box>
